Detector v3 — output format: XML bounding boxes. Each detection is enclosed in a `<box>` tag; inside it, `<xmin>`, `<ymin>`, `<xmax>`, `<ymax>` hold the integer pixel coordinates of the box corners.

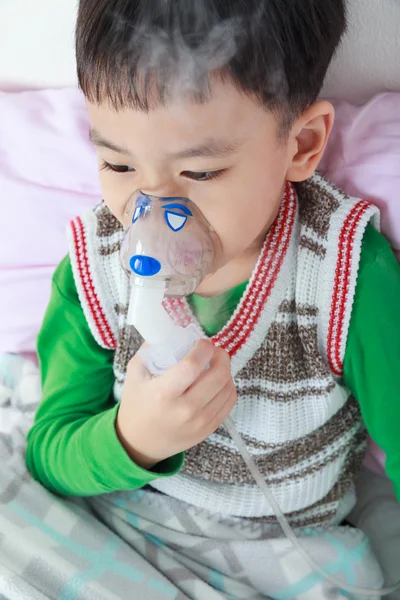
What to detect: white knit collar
<box><xmin>163</xmin><ymin>182</ymin><xmax>299</xmax><ymax>376</ymax></box>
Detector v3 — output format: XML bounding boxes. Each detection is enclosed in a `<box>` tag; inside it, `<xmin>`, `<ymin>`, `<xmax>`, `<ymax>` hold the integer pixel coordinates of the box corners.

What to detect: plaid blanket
<box><xmin>0</xmin><ymin>354</ymin><xmax>384</xmax><ymax>600</ymax></box>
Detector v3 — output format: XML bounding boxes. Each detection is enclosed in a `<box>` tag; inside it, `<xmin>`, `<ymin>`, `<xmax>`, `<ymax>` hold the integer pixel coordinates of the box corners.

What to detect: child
<box><xmin>26</xmin><ymin>1</ymin><xmax>400</xmax><ymax>598</ymax></box>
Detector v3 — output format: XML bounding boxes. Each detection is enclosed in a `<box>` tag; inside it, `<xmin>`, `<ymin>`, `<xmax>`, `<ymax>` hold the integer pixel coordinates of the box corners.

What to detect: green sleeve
<box><xmin>344</xmin><ymin>226</ymin><xmax>400</xmax><ymax>500</ymax></box>
<box><xmin>26</xmin><ymin>255</ymin><xmax>184</xmax><ymax>496</ymax></box>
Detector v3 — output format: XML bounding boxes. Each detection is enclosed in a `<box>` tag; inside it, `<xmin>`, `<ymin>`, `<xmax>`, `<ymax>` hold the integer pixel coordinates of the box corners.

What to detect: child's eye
<box><xmin>181</xmin><ymin>170</ymin><xmax>225</xmax><ymax>182</ymax></box>
<box><xmin>101</xmin><ymin>161</ymin><xmax>135</xmax><ymax>173</ymax></box>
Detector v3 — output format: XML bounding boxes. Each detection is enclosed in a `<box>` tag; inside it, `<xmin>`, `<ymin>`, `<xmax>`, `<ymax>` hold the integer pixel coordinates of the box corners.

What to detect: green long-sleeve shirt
<box><xmin>26</xmin><ymin>226</ymin><xmax>400</xmax><ymax>499</ymax></box>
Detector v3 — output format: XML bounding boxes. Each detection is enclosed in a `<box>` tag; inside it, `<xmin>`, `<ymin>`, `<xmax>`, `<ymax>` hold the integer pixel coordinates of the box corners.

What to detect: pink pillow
<box><xmin>0</xmin><ymin>89</ymin><xmax>100</xmax><ymax>354</ymax></box>
<box><xmin>320</xmin><ymin>93</ymin><xmax>400</xmax><ymax>260</ymax></box>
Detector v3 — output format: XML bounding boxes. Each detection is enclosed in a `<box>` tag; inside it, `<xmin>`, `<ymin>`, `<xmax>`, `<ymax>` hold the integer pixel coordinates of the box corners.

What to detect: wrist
<box><xmin>115</xmin><ymin>414</ymin><xmax>160</xmax><ymax>471</ymax></box>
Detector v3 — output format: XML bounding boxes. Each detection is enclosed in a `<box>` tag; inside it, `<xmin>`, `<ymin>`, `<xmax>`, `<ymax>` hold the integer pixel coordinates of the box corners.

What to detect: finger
<box><xmin>206</xmin><ymin>386</ymin><xmax>237</xmax><ymax>433</ymax></box>
<box><xmin>184</xmin><ymin>346</ymin><xmax>231</xmax><ymax>407</ymax></box>
<box><xmin>127</xmin><ymin>349</ymin><xmax>153</xmax><ymax>380</ymax></box>
<box><xmin>201</xmin><ymin>379</ymin><xmax>235</xmax><ymax>423</ymax></box>
<box><xmin>159</xmin><ymin>339</ymin><xmax>214</xmax><ymax>396</ymax></box>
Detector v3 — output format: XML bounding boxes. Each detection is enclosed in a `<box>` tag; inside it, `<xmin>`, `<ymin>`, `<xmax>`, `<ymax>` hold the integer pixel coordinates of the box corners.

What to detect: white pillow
<box><xmin>0</xmin><ymin>0</ymin><xmax>77</xmax><ymax>91</ymax></box>
<box><xmin>322</xmin><ymin>0</ymin><xmax>400</xmax><ymax>103</ymax></box>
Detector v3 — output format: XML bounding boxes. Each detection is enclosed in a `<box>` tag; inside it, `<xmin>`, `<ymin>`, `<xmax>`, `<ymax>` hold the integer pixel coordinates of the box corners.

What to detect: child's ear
<box><xmin>286</xmin><ymin>101</ymin><xmax>335</xmax><ymax>182</ymax></box>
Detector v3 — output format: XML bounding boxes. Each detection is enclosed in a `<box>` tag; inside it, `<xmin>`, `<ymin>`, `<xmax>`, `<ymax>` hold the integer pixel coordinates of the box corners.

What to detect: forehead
<box><xmin>86</xmin><ymin>79</ymin><xmax>278</xmax><ymax>155</ymax></box>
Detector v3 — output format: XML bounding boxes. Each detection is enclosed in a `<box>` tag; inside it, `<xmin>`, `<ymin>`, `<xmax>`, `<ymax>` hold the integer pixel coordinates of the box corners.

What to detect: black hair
<box><xmin>76</xmin><ymin>0</ymin><xmax>346</xmax><ymax>126</ymax></box>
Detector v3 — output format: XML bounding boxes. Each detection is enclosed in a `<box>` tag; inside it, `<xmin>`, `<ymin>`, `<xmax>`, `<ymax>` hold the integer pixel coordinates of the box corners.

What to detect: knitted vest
<box><xmin>68</xmin><ymin>173</ymin><xmax>379</xmax><ymax>525</ymax></box>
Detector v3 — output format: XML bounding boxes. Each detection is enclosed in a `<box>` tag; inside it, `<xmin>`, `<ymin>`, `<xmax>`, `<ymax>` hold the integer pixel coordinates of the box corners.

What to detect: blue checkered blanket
<box><xmin>0</xmin><ymin>354</ymin><xmax>384</xmax><ymax>600</ymax></box>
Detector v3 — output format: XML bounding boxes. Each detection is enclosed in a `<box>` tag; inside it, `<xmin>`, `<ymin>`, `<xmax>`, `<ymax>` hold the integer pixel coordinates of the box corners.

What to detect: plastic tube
<box><xmin>224</xmin><ymin>415</ymin><xmax>400</xmax><ymax>598</ymax></box>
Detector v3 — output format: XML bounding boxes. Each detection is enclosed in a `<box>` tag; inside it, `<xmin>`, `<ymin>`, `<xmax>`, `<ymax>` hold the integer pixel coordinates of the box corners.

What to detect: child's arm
<box><xmin>344</xmin><ymin>225</ymin><xmax>400</xmax><ymax>501</ymax></box>
<box><xmin>25</xmin><ymin>256</ymin><xmax>184</xmax><ymax>496</ymax></box>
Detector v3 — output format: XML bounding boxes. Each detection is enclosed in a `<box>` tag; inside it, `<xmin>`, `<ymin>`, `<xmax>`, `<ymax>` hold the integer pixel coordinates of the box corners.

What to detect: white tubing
<box><xmin>224</xmin><ymin>415</ymin><xmax>400</xmax><ymax>597</ymax></box>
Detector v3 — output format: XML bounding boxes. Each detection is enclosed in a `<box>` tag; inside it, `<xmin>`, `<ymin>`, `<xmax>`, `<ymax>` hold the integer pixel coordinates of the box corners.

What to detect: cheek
<box><xmin>98</xmin><ymin>172</ymin><xmax>134</xmax><ymax>222</ymax></box>
<box><xmin>217</xmin><ymin>197</ymin><xmax>273</xmax><ymax>255</ymax></box>
<box><xmin>206</xmin><ymin>162</ymin><xmax>286</xmax><ymax>258</ymax></box>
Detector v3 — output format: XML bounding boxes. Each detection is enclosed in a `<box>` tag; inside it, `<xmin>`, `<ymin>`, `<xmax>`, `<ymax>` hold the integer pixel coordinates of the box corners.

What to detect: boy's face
<box><xmin>87</xmin><ymin>79</ymin><xmax>296</xmax><ymax>274</ymax></box>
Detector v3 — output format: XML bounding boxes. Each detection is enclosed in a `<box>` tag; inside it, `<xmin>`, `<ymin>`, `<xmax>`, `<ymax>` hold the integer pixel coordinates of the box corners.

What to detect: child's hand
<box><xmin>116</xmin><ymin>340</ymin><xmax>237</xmax><ymax>470</ymax></box>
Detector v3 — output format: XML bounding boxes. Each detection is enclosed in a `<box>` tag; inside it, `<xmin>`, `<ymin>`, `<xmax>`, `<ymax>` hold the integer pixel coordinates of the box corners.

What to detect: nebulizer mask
<box><xmin>120</xmin><ymin>191</ymin><xmax>218</xmax><ymax>374</ymax></box>
<box><xmin>121</xmin><ymin>190</ymin><xmax>399</xmax><ymax>598</ymax></box>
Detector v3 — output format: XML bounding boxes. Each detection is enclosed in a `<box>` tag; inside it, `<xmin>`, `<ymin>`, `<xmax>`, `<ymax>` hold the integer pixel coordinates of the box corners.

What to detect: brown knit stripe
<box><xmin>202</xmin><ymin>444</ymin><xmax>365</xmax><ymax>528</ymax></box>
<box><xmin>278</xmin><ymin>300</ymin><xmax>319</xmax><ymax>317</ymax></box>
<box><xmin>246</xmin><ymin>444</ymin><xmax>366</xmax><ymax>527</ymax></box>
<box><xmin>296</xmin><ymin>178</ymin><xmax>341</xmax><ymax>239</ymax></box>
<box><xmin>114</xmin><ymin>326</ymin><xmax>143</xmax><ymax>379</ymax></box>
<box><xmin>96</xmin><ymin>204</ymin><xmax>123</xmax><ymax>238</ymax></box>
<box><xmin>287</xmin><ymin>445</ymin><xmax>366</xmax><ymax>526</ymax></box>
<box><xmin>182</xmin><ymin>433</ymin><xmax>364</xmax><ymax>485</ymax></box>
<box><xmin>244</xmin><ymin>323</ymin><xmax>331</xmax><ymax>384</ymax></box>
<box><xmin>284</xmin><ymin>493</ymin><xmax>340</xmax><ymax>521</ymax></box>
<box><xmin>248</xmin><ymin>507</ymin><xmax>338</xmax><ymax>529</ymax></box>
<box><xmin>288</xmin><ymin>510</ymin><xmax>337</xmax><ymax>528</ymax></box>
<box><xmin>299</xmin><ymin>235</ymin><xmax>326</xmax><ymax>258</ymax></box>
<box><xmin>115</xmin><ymin>304</ymin><xmax>129</xmax><ymax>316</ymax></box>
<box><xmin>253</xmin><ymin>509</ymin><xmax>336</xmax><ymax>529</ymax></box>
<box><xmin>182</xmin><ymin>403</ymin><xmax>365</xmax><ymax>483</ymax></box>
<box><xmin>99</xmin><ymin>241</ymin><xmax>122</xmax><ymax>256</ymax></box>
<box><xmin>237</xmin><ymin>382</ymin><xmax>335</xmax><ymax>403</ymax></box>
<box><xmin>214</xmin><ymin>395</ymin><xmax>360</xmax><ymax>453</ymax></box>
<box><xmin>270</xmin><ymin>441</ymin><xmax>364</xmax><ymax>486</ymax></box>
<box><xmin>227</xmin><ymin>506</ymin><xmax>336</xmax><ymax>530</ymax></box>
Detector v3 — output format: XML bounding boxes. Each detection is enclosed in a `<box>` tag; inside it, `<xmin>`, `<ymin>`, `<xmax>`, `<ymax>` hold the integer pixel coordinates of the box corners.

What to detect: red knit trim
<box><xmin>70</xmin><ymin>217</ymin><xmax>117</xmax><ymax>350</ymax></box>
<box><xmin>214</xmin><ymin>182</ymin><xmax>296</xmax><ymax>357</ymax></box>
<box><xmin>327</xmin><ymin>200</ymin><xmax>371</xmax><ymax>376</ymax></box>
<box><xmin>163</xmin><ymin>297</ymin><xmax>193</xmax><ymax>328</ymax></box>
<box><xmin>164</xmin><ymin>183</ymin><xmax>296</xmax><ymax>358</ymax></box>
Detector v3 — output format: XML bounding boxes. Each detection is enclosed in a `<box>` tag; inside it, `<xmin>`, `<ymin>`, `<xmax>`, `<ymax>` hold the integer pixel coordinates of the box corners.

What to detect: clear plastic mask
<box><xmin>120</xmin><ymin>190</ymin><xmax>219</xmax><ymax>296</ymax></box>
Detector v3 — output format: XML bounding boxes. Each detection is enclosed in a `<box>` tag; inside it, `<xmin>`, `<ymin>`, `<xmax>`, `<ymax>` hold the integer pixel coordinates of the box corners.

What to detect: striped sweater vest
<box><xmin>68</xmin><ymin>173</ymin><xmax>379</xmax><ymax>525</ymax></box>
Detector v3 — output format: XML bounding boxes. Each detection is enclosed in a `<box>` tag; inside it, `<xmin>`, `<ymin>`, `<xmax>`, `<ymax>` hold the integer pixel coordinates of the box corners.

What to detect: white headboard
<box><xmin>1</xmin><ymin>0</ymin><xmax>399</xmax><ymax>103</ymax></box>
<box><xmin>322</xmin><ymin>0</ymin><xmax>400</xmax><ymax>102</ymax></box>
